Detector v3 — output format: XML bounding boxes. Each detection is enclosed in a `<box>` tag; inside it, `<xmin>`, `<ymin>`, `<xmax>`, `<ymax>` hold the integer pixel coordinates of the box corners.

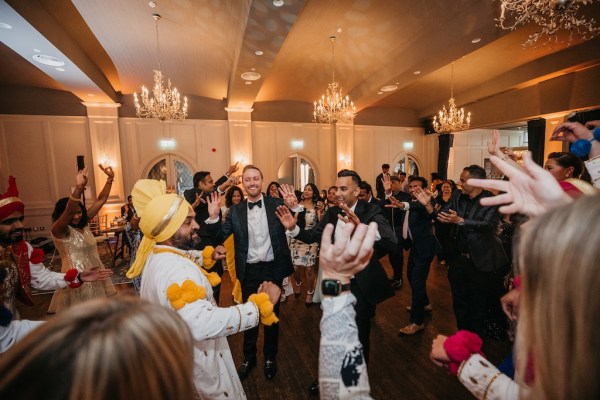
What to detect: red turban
<box><xmin>0</xmin><ymin>176</ymin><xmax>25</xmax><ymax>221</ymax></box>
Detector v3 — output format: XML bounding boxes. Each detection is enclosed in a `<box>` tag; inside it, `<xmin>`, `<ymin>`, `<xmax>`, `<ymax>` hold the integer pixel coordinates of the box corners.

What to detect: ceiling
<box><xmin>1</xmin><ymin>0</ymin><xmax>600</xmax><ymax>127</ymax></box>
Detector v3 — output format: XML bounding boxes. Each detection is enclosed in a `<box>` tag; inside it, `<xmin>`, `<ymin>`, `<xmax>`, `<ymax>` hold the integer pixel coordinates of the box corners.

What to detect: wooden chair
<box><xmin>89</xmin><ymin>216</ymin><xmax>112</xmax><ymax>256</ymax></box>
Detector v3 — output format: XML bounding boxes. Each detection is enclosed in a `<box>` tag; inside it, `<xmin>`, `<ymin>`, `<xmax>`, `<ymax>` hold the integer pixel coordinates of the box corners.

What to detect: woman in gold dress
<box><xmin>48</xmin><ymin>166</ymin><xmax>116</xmax><ymax>312</ymax></box>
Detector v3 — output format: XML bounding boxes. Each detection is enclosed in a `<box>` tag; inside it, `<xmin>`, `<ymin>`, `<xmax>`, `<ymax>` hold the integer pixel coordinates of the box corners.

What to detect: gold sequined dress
<box><xmin>48</xmin><ymin>226</ymin><xmax>116</xmax><ymax>313</ymax></box>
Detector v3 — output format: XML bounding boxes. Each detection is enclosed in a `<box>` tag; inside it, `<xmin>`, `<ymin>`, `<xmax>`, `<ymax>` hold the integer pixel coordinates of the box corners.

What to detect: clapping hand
<box><xmin>206</xmin><ymin>192</ymin><xmax>222</xmax><ymax>220</ymax></box>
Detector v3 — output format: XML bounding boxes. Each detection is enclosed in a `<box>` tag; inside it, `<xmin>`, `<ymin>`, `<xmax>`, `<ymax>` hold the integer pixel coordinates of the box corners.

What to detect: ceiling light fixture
<box><xmin>0</xmin><ymin>22</ymin><xmax>12</xmax><ymax>29</ymax></box>
<box><xmin>413</xmin><ymin>70</ymin><xmax>421</xmax><ymax>75</ymax></box>
<box><xmin>255</xmin><ymin>50</ymin><xmax>264</xmax><ymax>56</ymax></box>
<box><xmin>497</xmin><ymin>0</ymin><xmax>600</xmax><ymax>46</ymax></box>
<box><xmin>471</xmin><ymin>37</ymin><xmax>481</xmax><ymax>43</ymax></box>
<box><xmin>134</xmin><ymin>14</ymin><xmax>188</xmax><ymax>121</ymax></box>
<box><xmin>273</xmin><ymin>0</ymin><xmax>284</xmax><ymax>7</ymax></box>
<box><xmin>313</xmin><ymin>36</ymin><xmax>356</xmax><ymax>124</ymax></box>
<box><xmin>380</xmin><ymin>84</ymin><xmax>398</xmax><ymax>92</ymax></box>
<box><xmin>33</xmin><ymin>54</ymin><xmax>65</xmax><ymax>67</ymax></box>
<box><xmin>433</xmin><ymin>61</ymin><xmax>471</xmax><ymax>134</ymax></box>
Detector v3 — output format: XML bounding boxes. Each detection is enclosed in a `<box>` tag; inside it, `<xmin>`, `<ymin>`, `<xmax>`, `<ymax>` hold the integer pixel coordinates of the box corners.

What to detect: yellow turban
<box><xmin>126</xmin><ymin>179</ymin><xmax>192</xmax><ymax>278</ymax></box>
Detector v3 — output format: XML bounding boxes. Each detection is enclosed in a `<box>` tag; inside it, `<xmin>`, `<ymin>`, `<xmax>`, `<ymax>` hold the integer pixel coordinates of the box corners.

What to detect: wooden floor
<box><xmin>18</xmin><ymin>256</ymin><xmax>511</xmax><ymax>400</ymax></box>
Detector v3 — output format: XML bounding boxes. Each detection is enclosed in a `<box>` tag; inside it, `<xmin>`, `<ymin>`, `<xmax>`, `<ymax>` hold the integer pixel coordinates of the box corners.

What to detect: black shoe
<box><xmin>237</xmin><ymin>359</ymin><xmax>256</xmax><ymax>380</ymax></box>
<box><xmin>264</xmin><ymin>359</ymin><xmax>277</xmax><ymax>380</ymax></box>
<box><xmin>308</xmin><ymin>379</ymin><xmax>319</xmax><ymax>396</ymax></box>
<box><xmin>391</xmin><ymin>278</ymin><xmax>402</xmax><ymax>290</ymax></box>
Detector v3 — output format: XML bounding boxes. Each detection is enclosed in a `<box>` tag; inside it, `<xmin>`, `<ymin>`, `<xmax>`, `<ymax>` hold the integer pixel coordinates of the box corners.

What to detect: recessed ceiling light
<box><xmin>33</xmin><ymin>54</ymin><xmax>65</xmax><ymax>67</ymax></box>
<box><xmin>241</xmin><ymin>71</ymin><xmax>261</xmax><ymax>81</ymax></box>
<box><xmin>33</xmin><ymin>49</ymin><xmax>41</xmax><ymax>53</ymax></box>
<box><xmin>377</xmin><ymin>91</ymin><xmax>383</xmax><ymax>95</ymax></box>
<box><xmin>380</xmin><ymin>84</ymin><xmax>398</xmax><ymax>92</ymax></box>
<box><xmin>0</xmin><ymin>22</ymin><xmax>12</xmax><ymax>29</ymax></box>
<box><xmin>251</xmin><ymin>67</ymin><xmax>256</xmax><ymax>71</ymax></box>
<box><xmin>88</xmin><ymin>93</ymin><xmax>96</xmax><ymax>97</ymax></box>
<box><xmin>55</xmin><ymin>67</ymin><xmax>65</xmax><ymax>72</ymax></box>
<box><xmin>471</xmin><ymin>37</ymin><xmax>481</xmax><ymax>43</ymax></box>
<box><xmin>413</xmin><ymin>70</ymin><xmax>421</xmax><ymax>75</ymax></box>
<box><xmin>148</xmin><ymin>1</ymin><xmax>157</xmax><ymax>8</ymax></box>
<box><xmin>255</xmin><ymin>50</ymin><xmax>263</xmax><ymax>56</ymax></box>
<box><xmin>273</xmin><ymin>0</ymin><xmax>284</xmax><ymax>7</ymax></box>
<box><xmin>551</xmin><ymin>120</ymin><xmax>558</xmax><ymax>125</ymax></box>
<box><xmin>245</xmin><ymin>81</ymin><xmax>252</xmax><ymax>85</ymax></box>
<box><xmin>336</xmin><ymin>27</ymin><xmax>343</xmax><ymax>33</ymax></box>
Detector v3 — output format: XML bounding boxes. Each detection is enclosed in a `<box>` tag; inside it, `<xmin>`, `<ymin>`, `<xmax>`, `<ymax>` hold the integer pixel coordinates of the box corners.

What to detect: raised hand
<box><xmin>206</xmin><ymin>191</ymin><xmax>222</xmax><ymax>220</ymax></box>
<box><xmin>75</xmin><ymin>168</ymin><xmax>88</xmax><ymax>188</ymax></box>
<box><xmin>551</xmin><ymin>121</ymin><xmax>593</xmax><ymax>143</ymax></box>
<box><xmin>275</xmin><ymin>205</ymin><xmax>298</xmax><ymax>230</ymax></box>
<box><xmin>191</xmin><ymin>193</ymin><xmax>206</xmax><ymax>209</ymax></box>
<box><xmin>487</xmin><ymin>129</ymin><xmax>502</xmax><ymax>156</ymax></box>
<box><xmin>467</xmin><ymin>152</ymin><xmax>572</xmax><ymax>216</ymax></box>
<box><xmin>382</xmin><ymin>174</ymin><xmax>392</xmax><ymax>194</ymax></box>
<box><xmin>338</xmin><ymin>202</ymin><xmax>361</xmax><ymax>226</ymax></box>
<box><xmin>413</xmin><ymin>186</ymin><xmax>432</xmax><ymax>206</ymax></box>
<box><xmin>80</xmin><ymin>267</ymin><xmax>113</xmax><ymax>282</ymax></box>
<box><xmin>319</xmin><ymin>221</ymin><xmax>377</xmax><ymax>282</ymax></box>
<box><xmin>99</xmin><ymin>164</ymin><xmax>115</xmax><ymax>179</ymax></box>
<box><xmin>279</xmin><ymin>184</ymin><xmax>299</xmax><ymax>208</ymax></box>
<box><xmin>384</xmin><ymin>195</ymin><xmax>405</xmax><ymax>209</ymax></box>
<box><xmin>227</xmin><ymin>162</ymin><xmax>240</xmax><ymax>176</ymax></box>
<box><xmin>258</xmin><ymin>281</ymin><xmax>282</xmax><ymax>305</ymax></box>
<box><xmin>212</xmin><ymin>245</ymin><xmax>227</xmax><ymax>261</ymax></box>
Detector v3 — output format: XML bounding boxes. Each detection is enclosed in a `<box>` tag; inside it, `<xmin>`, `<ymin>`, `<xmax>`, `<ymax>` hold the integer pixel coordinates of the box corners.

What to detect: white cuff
<box><xmin>290</xmin><ymin>205</ymin><xmax>304</xmax><ymax>213</ymax></box>
<box><xmin>286</xmin><ymin>225</ymin><xmax>300</xmax><ymax>237</ymax></box>
<box><xmin>402</xmin><ymin>202</ymin><xmax>410</xmax><ymax>210</ymax></box>
<box><xmin>205</xmin><ymin>216</ymin><xmax>219</xmax><ymax>224</ymax></box>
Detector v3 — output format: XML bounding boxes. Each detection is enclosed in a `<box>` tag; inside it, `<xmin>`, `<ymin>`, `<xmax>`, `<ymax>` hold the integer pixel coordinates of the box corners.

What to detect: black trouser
<box><xmin>388</xmin><ymin>229</ymin><xmax>404</xmax><ymax>281</ymax></box>
<box><xmin>241</xmin><ymin>261</ymin><xmax>281</xmax><ymax>363</ymax></box>
<box><xmin>448</xmin><ymin>254</ymin><xmax>499</xmax><ymax>335</ymax></box>
<box><xmin>407</xmin><ymin>249</ymin><xmax>435</xmax><ymax>325</ymax></box>
<box><xmin>211</xmin><ymin>261</ymin><xmax>224</xmax><ymax>305</ymax></box>
<box><xmin>351</xmin><ymin>279</ymin><xmax>376</xmax><ymax>365</ymax></box>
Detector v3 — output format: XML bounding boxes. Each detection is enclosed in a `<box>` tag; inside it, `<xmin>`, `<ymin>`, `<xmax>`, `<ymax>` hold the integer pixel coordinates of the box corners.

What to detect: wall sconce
<box><xmin>339</xmin><ymin>154</ymin><xmax>351</xmax><ymax>166</ymax></box>
<box><xmin>101</xmin><ymin>153</ymin><xmax>115</xmax><ymax>168</ymax></box>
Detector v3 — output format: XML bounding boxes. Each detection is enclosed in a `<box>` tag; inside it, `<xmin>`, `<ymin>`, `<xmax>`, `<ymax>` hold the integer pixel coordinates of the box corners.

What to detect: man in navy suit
<box><xmin>206</xmin><ymin>165</ymin><xmax>304</xmax><ymax>381</ymax></box>
<box><xmin>387</xmin><ymin>177</ymin><xmax>440</xmax><ymax>335</ymax></box>
<box><xmin>358</xmin><ymin>181</ymin><xmax>384</xmax><ymax>208</ymax></box>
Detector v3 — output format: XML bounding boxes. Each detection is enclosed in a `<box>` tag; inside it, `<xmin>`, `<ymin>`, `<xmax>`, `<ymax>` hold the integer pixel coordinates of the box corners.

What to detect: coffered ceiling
<box><xmin>1</xmin><ymin>0</ymin><xmax>599</xmax><ymax>127</ymax></box>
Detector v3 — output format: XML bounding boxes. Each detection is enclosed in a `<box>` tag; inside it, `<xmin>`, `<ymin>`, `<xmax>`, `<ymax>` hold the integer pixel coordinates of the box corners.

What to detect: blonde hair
<box><xmin>0</xmin><ymin>297</ymin><xmax>196</xmax><ymax>400</ymax></box>
<box><xmin>516</xmin><ymin>194</ymin><xmax>600</xmax><ymax>399</ymax></box>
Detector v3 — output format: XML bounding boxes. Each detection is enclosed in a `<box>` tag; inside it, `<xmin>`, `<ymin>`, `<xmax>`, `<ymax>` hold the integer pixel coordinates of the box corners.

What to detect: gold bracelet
<box><xmin>69</xmin><ymin>195</ymin><xmax>81</xmax><ymax>202</ymax></box>
<box><xmin>482</xmin><ymin>372</ymin><xmax>502</xmax><ymax>400</ymax></box>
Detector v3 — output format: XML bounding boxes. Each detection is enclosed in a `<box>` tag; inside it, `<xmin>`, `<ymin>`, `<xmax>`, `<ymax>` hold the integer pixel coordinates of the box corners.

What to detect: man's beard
<box><xmin>0</xmin><ymin>228</ymin><xmax>23</xmax><ymax>246</ymax></box>
<box><xmin>171</xmin><ymin>231</ymin><xmax>202</xmax><ymax>251</ymax></box>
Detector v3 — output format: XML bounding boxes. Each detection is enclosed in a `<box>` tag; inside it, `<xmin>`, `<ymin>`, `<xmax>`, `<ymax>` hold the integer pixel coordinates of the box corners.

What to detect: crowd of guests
<box><xmin>0</xmin><ymin>120</ymin><xmax>599</xmax><ymax>399</ymax></box>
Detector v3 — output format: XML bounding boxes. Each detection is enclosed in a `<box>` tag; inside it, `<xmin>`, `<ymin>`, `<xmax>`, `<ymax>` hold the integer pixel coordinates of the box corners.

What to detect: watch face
<box><xmin>322</xmin><ymin>279</ymin><xmax>341</xmax><ymax>296</ymax></box>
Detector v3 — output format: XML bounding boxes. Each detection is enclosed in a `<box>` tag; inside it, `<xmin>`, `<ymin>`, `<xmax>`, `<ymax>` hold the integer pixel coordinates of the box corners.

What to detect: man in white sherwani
<box><xmin>126</xmin><ymin>180</ymin><xmax>280</xmax><ymax>400</ymax></box>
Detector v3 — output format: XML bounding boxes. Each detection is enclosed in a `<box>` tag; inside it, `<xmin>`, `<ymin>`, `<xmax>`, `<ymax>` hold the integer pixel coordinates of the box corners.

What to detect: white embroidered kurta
<box><xmin>140</xmin><ymin>245</ymin><xmax>260</xmax><ymax>400</ymax></box>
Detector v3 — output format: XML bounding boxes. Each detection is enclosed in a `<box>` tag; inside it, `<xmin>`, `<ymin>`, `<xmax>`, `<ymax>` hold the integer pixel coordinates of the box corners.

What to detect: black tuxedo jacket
<box><xmin>384</xmin><ymin>191</ymin><xmax>411</xmax><ymax>230</ymax></box>
<box><xmin>368</xmin><ymin>196</ymin><xmax>385</xmax><ymax>209</ymax></box>
<box><xmin>207</xmin><ymin>196</ymin><xmax>305</xmax><ymax>283</ymax></box>
<box><xmin>120</xmin><ymin>204</ymin><xmax>135</xmax><ymax>222</ymax></box>
<box><xmin>403</xmin><ymin>201</ymin><xmax>440</xmax><ymax>256</ymax></box>
<box><xmin>435</xmin><ymin>190</ymin><xmax>509</xmax><ymax>272</ymax></box>
<box><xmin>294</xmin><ymin>200</ymin><xmax>397</xmax><ymax>306</ymax></box>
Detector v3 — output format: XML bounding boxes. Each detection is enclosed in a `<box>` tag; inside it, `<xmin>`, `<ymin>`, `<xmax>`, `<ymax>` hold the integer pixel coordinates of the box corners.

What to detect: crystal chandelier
<box><xmin>313</xmin><ymin>36</ymin><xmax>356</xmax><ymax>124</ymax></box>
<box><xmin>497</xmin><ymin>0</ymin><xmax>600</xmax><ymax>47</ymax></box>
<box><xmin>433</xmin><ymin>62</ymin><xmax>471</xmax><ymax>134</ymax></box>
<box><xmin>134</xmin><ymin>14</ymin><xmax>188</xmax><ymax>121</ymax></box>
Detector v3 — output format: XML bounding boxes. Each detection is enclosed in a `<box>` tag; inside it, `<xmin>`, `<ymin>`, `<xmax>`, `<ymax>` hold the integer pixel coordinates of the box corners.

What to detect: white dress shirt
<box><xmin>246</xmin><ymin>195</ymin><xmax>274</xmax><ymax>263</ymax></box>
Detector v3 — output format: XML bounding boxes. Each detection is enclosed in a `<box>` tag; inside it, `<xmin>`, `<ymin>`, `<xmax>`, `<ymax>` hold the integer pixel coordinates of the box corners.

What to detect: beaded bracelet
<box><xmin>69</xmin><ymin>195</ymin><xmax>81</xmax><ymax>202</ymax></box>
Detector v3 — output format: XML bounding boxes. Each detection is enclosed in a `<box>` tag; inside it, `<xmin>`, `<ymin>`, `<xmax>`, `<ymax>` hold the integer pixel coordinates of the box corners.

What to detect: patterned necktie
<box><xmin>248</xmin><ymin>199</ymin><xmax>262</xmax><ymax>210</ymax></box>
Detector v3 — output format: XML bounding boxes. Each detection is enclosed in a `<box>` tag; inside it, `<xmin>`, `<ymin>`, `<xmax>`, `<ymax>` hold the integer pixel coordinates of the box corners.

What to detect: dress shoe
<box><xmin>391</xmin><ymin>278</ymin><xmax>402</xmax><ymax>290</ymax></box>
<box><xmin>399</xmin><ymin>323</ymin><xmax>424</xmax><ymax>335</ymax></box>
<box><xmin>237</xmin><ymin>360</ymin><xmax>256</xmax><ymax>380</ymax></box>
<box><xmin>308</xmin><ymin>379</ymin><xmax>319</xmax><ymax>396</ymax></box>
<box><xmin>406</xmin><ymin>304</ymin><xmax>433</xmax><ymax>312</ymax></box>
<box><xmin>264</xmin><ymin>359</ymin><xmax>277</xmax><ymax>380</ymax></box>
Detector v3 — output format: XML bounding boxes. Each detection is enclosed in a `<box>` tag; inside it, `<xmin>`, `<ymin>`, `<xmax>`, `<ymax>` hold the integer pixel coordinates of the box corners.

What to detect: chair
<box><xmin>89</xmin><ymin>216</ymin><xmax>112</xmax><ymax>256</ymax></box>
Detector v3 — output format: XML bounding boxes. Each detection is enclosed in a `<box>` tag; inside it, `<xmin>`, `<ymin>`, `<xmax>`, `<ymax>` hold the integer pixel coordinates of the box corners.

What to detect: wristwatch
<box><xmin>322</xmin><ymin>279</ymin><xmax>351</xmax><ymax>296</ymax></box>
<box><xmin>457</xmin><ymin>219</ymin><xmax>465</xmax><ymax>226</ymax></box>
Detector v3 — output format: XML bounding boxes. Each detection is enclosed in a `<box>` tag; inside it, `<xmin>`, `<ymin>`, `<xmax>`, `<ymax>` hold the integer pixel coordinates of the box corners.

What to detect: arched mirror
<box><xmin>277</xmin><ymin>154</ymin><xmax>317</xmax><ymax>190</ymax></box>
<box><xmin>394</xmin><ymin>154</ymin><xmax>420</xmax><ymax>177</ymax></box>
<box><xmin>145</xmin><ymin>155</ymin><xmax>194</xmax><ymax>195</ymax></box>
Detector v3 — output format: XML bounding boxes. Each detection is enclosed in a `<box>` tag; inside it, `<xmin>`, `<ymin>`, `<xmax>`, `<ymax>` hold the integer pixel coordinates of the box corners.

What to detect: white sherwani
<box><xmin>140</xmin><ymin>245</ymin><xmax>260</xmax><ymax>400</ymax></box>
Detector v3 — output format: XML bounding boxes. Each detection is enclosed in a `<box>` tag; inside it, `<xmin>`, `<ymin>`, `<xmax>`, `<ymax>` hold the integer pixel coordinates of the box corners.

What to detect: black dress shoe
<box><xmin>264</xmin><ymin>359</ymin><xmax>277</xmax><ymax>380</ymax></box>
<box><xmin>308</xmin><ymin>379</ymin><xmax>319</xmax><ymax>396</ymax></box>
<box><xmin>237</xmin><ymin>360</ymin><xmax>256</xmax><ymax>380</ymax></box>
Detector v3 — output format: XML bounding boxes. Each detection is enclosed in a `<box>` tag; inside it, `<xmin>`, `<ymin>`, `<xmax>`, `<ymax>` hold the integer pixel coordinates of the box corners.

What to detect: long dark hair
<box><xmin>266</xmin><ymin>181</ymin><xmax>281</xmax><ymax>197</ymax></box>
<box><xmin>225</xmin><ymin>186</ymin><xmax>245</xmax><ymax>208</ymax></box>
<box><xmin>547</xmin><ymin>152</ymin><xmax>590</xmax><ymax>181</ymax></box>
<box><xmin>52</xmin><ymin>197</ymin><xmax>88</xmax><ymax>229</ymax></box>
<box><xmin>303</xmin><ymin>183</ymin><xmax>320</xmax><ymax>204</ymax></box>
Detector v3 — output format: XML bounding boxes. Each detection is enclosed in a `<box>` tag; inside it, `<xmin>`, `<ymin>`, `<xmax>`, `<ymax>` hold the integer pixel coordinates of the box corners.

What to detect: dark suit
<box><xmin>375</xmin><ymin>173</ymin><xmax>389</xmax><ymax>200</ymax></box>
<box><xmin>292</xmin><ymin>199</ymin><xmax>396</xmax><ymax>363</ymax></box>
<box><xmin>434</xmin><ymin>190</ymin><xmax>509</xmax><ymax>334</ymax></box>
<box><xmin>384</xmin><ymin>191</ymin><xmax>412</xmax><ymax>282</ymax></box>
<box><xmin>403</xmin><ymin>201</ymin><xmax>440</xmax><ymax>325</ymax></box>
<box><xmin>367</xmin><ymin>195</ymin><xmax>385</xmax><ymax>209</ymax></box>
<box><xmin>207</xmin><ymin>196</ymin><xmax>304</xmax><ymax>362</ymax></box>
<box><xmin>120</xmin><ymin>204</ymin><xmax>135</xmax><ymax>222</ymax></box>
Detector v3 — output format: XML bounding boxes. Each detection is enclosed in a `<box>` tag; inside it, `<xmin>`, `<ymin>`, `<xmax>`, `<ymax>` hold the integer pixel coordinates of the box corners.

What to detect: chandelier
<box><xmin>313</xmin><ymin>36</ymin><xmax>356</xmax><ymax>124</ymax></box>
<box><xmin>134</xmin><ymin>14</ymin><xmax>188</xmax><ymax>121</ymax></box>
<box><xmin>497</xmin><ymin>0</ymin><xmax>600</xmax><ymax>47</ymax></box>
<box><xmin>433</xmin><ymin>62</ymin><xmax>471</xmax><ymax>134</ymax></box>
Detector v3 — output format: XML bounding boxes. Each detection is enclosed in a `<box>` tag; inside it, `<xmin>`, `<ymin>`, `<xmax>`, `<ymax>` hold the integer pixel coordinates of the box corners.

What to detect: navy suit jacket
<box><xmin>403</xmin><ymin>201</ymin><xmax>440</xmax><ymax>257</ymax></box>
<box><xmin>207</xmin><ymin>196</ymin><xmax>304</xmax><ymax>283</ymax></box>
<box><xmin>293</xmin><ymin>200</ymin><xmax>397</xmax><ymax>306</ymax></box>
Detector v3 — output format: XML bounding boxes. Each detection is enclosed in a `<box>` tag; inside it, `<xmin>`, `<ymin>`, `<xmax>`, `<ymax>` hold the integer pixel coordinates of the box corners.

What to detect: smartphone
<box><xmin>76</xmin><ymin>155</ymin><xmax>85</xmax><ymax>171</ymax></box>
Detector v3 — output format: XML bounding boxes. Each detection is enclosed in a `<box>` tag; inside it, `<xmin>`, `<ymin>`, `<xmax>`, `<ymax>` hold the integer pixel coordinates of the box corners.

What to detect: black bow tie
<box><xmin>248</xmin><ymin>199</ymin><xmax>262</xmax><ymax>210</ymax></box>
